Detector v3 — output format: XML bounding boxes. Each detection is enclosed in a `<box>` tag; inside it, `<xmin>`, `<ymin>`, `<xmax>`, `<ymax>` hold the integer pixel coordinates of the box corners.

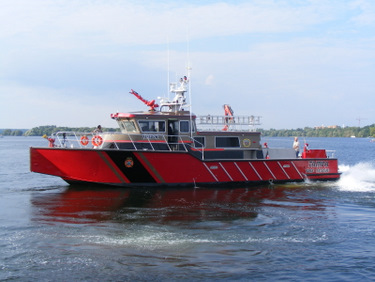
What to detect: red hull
<box><xmin>30</xmin><ymin>147</ymin><xmax>340</xmax><ymax>187</ymax></box>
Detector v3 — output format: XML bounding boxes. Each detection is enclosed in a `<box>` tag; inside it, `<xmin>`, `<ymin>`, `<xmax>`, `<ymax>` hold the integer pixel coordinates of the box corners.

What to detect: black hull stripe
<box><xmin>64</xmin><ymin>177</ymin><xmax>340</xmax><ymax>189</ymax></box>
<box><xmin>105</xmin><ymin>151</ymin><xmax>156</xmax><ymax>183</ymax></box>
<box><xmin>306</xmin><ymin>173</ymin><xmax>341</xmax><ymax>177</ymax></box>
<box><xmin>97</xmin><ymin>151</ymin><xmax>127</xmax><ymax>183</ymax></box>
<box><xmin>136</xmin><ymin>152</ymin><xmax>165</xmax><ymax>183</ymax></box>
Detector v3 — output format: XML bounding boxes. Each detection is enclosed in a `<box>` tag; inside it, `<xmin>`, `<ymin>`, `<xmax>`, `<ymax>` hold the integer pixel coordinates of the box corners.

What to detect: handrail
<box><xmin>54</xmin><ymin>131</ymin><xmax>94</xmax><ymax>148</ymax></box>
<box><xmin>197</xmin><ymin>115</ymin><xmax>261</xmax><ymax>126</ymax></box>
<box><xmin>50</xmin><ymin>131</ymin><xmax>206</xmax><ymax>159</ymax></box>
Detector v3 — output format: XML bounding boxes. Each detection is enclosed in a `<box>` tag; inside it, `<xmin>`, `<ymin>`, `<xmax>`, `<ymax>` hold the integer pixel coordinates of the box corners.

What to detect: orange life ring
<box><xmin>80</xmin><ymin>135</ymin><xmax>89</xmax><ymax>146</ymax></box>
<box><xmin>92</xmin><ymin>135</ymin><xmax>103</xmax><ymax>146</ymax></box>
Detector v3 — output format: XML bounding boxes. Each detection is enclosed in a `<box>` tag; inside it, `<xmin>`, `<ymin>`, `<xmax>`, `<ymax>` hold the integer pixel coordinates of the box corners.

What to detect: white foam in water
<box><xmin>337</xmin><ymin>162</ymin><xmax>375</xmax><ymax>192</ymax></box>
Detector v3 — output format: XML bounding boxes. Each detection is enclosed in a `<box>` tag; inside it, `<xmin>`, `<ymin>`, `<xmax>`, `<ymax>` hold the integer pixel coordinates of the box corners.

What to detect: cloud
<box><xmin>0</xmin><ymin>0</ymin><xmax>346</xmax><ymax>48</ymax></box>
<box><xmin>205</xmin><ymin>74</ymin><xmax>215</xmax><ymax>86</ymax></box>
<box><xmin>0</xmin><ymin>83</ymin><xmax>129</xmax><ymax>128</ymax></box>
<box><xmin>0</xmin><ymin>0</ymin><xmax>374</xmax><ymax>129</ymax></box>
<box><xmin>350</xmin><ymin>0</ymin><xmax>375</xmax><ymax>25</ymax></box>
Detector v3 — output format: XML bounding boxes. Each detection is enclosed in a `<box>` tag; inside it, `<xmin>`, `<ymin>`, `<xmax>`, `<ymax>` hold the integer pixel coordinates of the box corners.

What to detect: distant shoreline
<box><xmin>2</xmin><ymin>123</ymin><xmax>375</xmax><ymax>138</ymax></box>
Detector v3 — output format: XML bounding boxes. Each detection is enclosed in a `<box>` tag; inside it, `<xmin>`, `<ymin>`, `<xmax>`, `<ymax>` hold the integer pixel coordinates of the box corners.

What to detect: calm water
<box><xmin>1</xmin><ymin>136</ymin><xmax>375</xmax><ymax>281</ymax></box>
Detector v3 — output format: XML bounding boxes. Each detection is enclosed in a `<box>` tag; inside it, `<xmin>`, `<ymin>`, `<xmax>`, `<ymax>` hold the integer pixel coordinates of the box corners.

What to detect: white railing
<box><xmin>50</xmin><ymin>131</ymin><xmax>206</xmax><ymax>159</ymax></box>
<box><xmin>197</xmin><ymin>115</ymin><xmax>261</xmax><ymax>125</ymax></box>
<box><xmin>197</xmin><ymin>115</ymin><xmax>261</xmax><ymax>131</ymax></box>
<box><xmin>326</xmin><ymin>150</ymin><xmax>336</xmax><ymax>158</ymax></box>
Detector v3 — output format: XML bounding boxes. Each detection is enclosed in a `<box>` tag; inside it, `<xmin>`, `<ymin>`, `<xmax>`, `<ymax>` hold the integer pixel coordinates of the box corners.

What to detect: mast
<box><xmin>187</xmin><ymin>65</ymin><xmax>193</xmax><ymax>137</ymax></box>
<box><xmin>186</xmin><ymin>30</ymin><xmax>193</xmax><ymax>137</ymax></box>
<box><xmin>167</xmin><ymin>38</ymin><xmax>170</xmax><ymax>101</ymax></box>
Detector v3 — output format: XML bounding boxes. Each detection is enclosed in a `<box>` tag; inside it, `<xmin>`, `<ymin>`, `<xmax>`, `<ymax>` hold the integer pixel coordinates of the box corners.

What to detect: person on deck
<box><xmin>93</xmin><ymin>125</ymin><xmax>102</xmax><ymax>134</ymax></box>
<box><xmin>43</xmin><ymin>134</ymin><xmax>55</xmax><ymax>147</ymax></box>
<box><xmin>293</xmin><ymin>137</ymin><xmax>300</xmax><ymax>158</ymax></box>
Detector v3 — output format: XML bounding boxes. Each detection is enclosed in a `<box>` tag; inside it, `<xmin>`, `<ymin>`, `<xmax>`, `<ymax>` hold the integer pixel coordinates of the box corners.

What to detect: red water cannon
<box><xmin>130</xmin><ymin>89</ymin><xmax>159</xmax><ymax>111</ymax></box>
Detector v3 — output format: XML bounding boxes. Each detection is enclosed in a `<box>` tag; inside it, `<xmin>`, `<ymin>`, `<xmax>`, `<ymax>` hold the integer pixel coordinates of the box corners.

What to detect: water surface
<box><xmin>1</xmin><ymin>137</ymin><xmax>375</xmax><ymax>281</ymax></box>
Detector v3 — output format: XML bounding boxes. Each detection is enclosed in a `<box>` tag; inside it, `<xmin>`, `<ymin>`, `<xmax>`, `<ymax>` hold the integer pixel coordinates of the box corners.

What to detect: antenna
<box><xmin>356</xmin><ymin>117</ymin><xmax>367</xmax><ymax>127</ymax></box>
<box><xmin>188</xmin><ymin>64</ymin><xmax>193</xmax><ymax>137</ymax></box>
<box><xmin>167</xmin><ymin>37</ymin><xmax>170</xmax><ymax>101</ymax></box>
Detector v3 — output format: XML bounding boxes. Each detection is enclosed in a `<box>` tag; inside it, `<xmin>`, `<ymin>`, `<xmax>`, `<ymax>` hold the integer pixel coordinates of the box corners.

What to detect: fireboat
<box><xmin>30</xmin><ymin>74</ymin><xmax>340</xmax><ymax>187</ymax></box>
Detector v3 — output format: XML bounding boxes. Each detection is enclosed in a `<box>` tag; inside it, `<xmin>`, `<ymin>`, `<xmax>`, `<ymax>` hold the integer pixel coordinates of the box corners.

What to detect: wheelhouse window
<box><xmin>180</xmin><ymin>120</ymin><xmax>189</xmax><ymax>133</ymax></box>
<box><xmin>139</xmin><ymin>120</ymin><xmax>166</xmax><ymax>133</ymax></box>
<box><xmin>179</xmin><ymin>120</ymin><xmax>196</xmax><ymax>133</ymax></box>
<box><xmin>120</xmin><ymin>120</ymin><xmax>137</xmax><ymax>133</ymax></box>
<box><xmin>215</xmin><ymin>137</ymin><xmax>240</xmax><ymax>148</ymax></box>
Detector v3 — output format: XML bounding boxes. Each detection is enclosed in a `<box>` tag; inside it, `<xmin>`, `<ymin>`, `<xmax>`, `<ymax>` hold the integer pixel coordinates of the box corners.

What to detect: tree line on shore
<box><xmin>0</xmin><ymin>129</ymin><xmax>26</xmax><ymax>136</ymax></box>
<box><xmin>23</xmin><ymin>125</ymin><xmax>119</xmax><ymax>136</ymax></box>
<box><xmin>1</xmin><ymin>124</ymin><xmax>375</xmax><ymax>138</ymax></box>
<box><xmin>258</xmin><ymin>124</ymin><xmax>375</xmax><ymax>138</ymax></box>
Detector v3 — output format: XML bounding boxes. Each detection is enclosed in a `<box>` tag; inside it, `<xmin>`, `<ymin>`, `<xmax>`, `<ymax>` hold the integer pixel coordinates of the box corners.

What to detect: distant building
<box><xmin>314</xmin><ymin>125</ymin><xmax>338</xmax><ymax>129</ymax></box>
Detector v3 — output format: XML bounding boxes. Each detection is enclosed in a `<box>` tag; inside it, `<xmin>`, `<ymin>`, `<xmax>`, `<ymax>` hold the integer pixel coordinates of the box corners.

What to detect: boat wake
<box><xmin>337</xmin><ymin>162</ymin><xmax>375</xmax><ymax>192</ymax></box>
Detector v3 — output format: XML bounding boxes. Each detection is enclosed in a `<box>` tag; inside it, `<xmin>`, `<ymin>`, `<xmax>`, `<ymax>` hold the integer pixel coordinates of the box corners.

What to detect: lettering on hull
<box><xmin>306</xmin><ymin>160</ymin><xmax>330</xmax><ymax>174</ymax></box>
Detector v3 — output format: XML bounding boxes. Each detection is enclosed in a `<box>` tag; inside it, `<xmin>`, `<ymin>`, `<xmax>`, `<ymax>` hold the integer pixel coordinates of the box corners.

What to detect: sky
<box><xmin>1</xmin><ymin>0</ymin><xmax>374</xmax><ymax>130</ymax></box>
